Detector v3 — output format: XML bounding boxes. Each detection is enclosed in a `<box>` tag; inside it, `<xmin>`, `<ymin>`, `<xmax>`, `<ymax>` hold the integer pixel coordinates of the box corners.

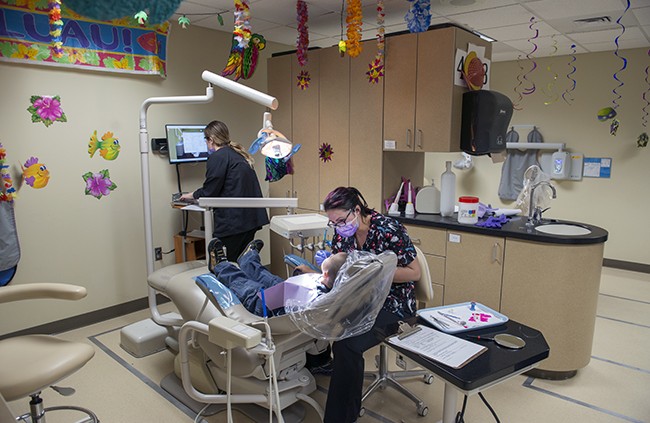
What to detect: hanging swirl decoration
<box><xmin>512</xmin><ymin>55</ymin><xmax>525</xmax><ymax>110</ymax></box>
<box><xmin>643</xmin><ymin>49</ymin><xmax>650</xmax><ymax>129</ymax></box>
<box><xmin>366</xmin><ymin>0</ymin><xmax>385</xmax><ymax>83</ymax></box>
<box><xmin>346</xmin><ymin>0</ymin><xmax>363</xmax><ymax>57</ymax></box>
<box><xmin>522</xmin><ymin>17</ymin><xmax>538</xmax><ymax>96</ymax></box>
<box><xmin>562</xmin><ymin>44</ymin><xmax>577</xmax><ymax>105</ymax></box>
<box><xmin>49</xmin><ymin>0</ymin><xmax>63</xmax><ymax>58</ymax></box>
<box><xmin>296</xmin><ymin>0</ymin><xmax>309</xmax><ymax>67</ymax></box>
<box><xmin>611</xmin><ymin>0</ymin><xmax>630</xmax><ymax>110</ymax></box>
<box><xmin>543</xmin><ymin>35</ymin><xmax>559</xmax><ymax>106</ymax></box>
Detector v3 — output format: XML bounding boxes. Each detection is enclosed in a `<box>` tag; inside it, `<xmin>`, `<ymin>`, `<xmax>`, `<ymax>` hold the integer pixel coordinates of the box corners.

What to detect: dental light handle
<box><xmin>405</xmin><ymin>181</ymin><xmax>415</xmax><ymax>217</ymax></box>
<box><xmin>388</xmin><ymin>181</ymin><xmax>404</xmax><ymax>216</ymax></box>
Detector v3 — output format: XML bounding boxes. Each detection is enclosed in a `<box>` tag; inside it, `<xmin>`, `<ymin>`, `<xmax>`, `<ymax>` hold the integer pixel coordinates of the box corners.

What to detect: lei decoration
<box><xmin>319</xmin><ymin>143</ymin><xmax>334</xmax><ymax>163</ymax></box>
<box><xmin>0</xmin><ymin>143</ymin><xmax>16</xmax><ymax>203</ymax></box>
<box><xmin>346</xmin><ymin>0</ymin><xmax>362</xmax><ymax>58</ymax></box>
<box><xmin>83</xmin><ymin>169</ymin><xmax>117</xmax><ymax>200</ymax></box>
<box><xmin>296</xmin><ymin>0</ymin><xmax>309</xmax><ymax>67</ymax></box>
<box><xmin>297</xmin><ymin>70</ymin><xmax>311</xmax><ymax>90</ymax></box>
<box><xmin>405</xmin><ymin>0</ymin><xmax>431</xmax><ymax>33</ymax></box>
<box><xmin>28</xmin><ymin>95</ymin><xmax>67</xmax><ymax>127</ymax></box>
<box><xmin>233</xmin><ymin>0</ymin><xmax>252</xmax><ymax>49</ymax></box>
<box><xmin>49</xmin><ymin>0</ymin><xmax>63</xmax><ymax>58</ymax></box>
<box><xmin>366</xmin><ymin>0</ymin><xmax>385</xmax><ymax>83</ymax></box>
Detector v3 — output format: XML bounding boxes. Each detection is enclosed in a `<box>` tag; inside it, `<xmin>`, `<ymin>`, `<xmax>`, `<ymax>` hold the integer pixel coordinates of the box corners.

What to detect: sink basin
<box><xmin>535</xmin><ymin>223</ymin><xmax>591</xmax><ymax>236</ymax></box>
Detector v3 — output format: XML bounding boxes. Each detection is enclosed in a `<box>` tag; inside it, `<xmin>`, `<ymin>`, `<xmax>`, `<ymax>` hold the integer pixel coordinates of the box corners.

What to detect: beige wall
<box><xmin>425</xmin><ymin>47</ymin><xmax>649</xmax><ymax>266</ymax></box>
<box><xmin>0</xmin><ymin>24</ymin><xmax>290</xmax><ymax>335</ymax></box>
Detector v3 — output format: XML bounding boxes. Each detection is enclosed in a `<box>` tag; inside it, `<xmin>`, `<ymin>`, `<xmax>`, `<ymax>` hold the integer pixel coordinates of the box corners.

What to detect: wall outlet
<box><xmin>154</xmin><ymin>247</ymin><xmax>162</xmax><ymax>261</ymax></box>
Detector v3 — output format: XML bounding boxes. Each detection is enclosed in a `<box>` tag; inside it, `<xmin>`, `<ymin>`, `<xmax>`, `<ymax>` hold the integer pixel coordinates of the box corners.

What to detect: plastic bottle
<box><xmin>458</xmin><ymin>196</ymin><xmax>479</xmax><ymax>224</ymax></box>
<box><xmin>440</xmin><ymin>161</ymin><xmax>456</xmax><ymax>217</ymax></box>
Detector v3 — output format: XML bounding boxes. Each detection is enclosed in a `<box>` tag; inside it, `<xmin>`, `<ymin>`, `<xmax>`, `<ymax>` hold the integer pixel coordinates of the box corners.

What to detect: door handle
<box><xmin>406</xmin><ymin>129</ymin><xmax>412</xmax><ymax>148</ymax></box>
<box><xmin>417</xmin><ymin>129</ymin><xmax>423</xmax><ymax>149</ymax></box>
<box><xmin>492</xmin><ymin>243</ymin><xmax>502</xmax><ymax>264</ymax></box>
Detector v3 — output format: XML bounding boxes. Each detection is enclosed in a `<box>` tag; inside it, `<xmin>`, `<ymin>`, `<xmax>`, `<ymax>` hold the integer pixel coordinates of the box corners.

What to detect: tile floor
<box><xmin>5</xmin><ymin>267</ymin><xmax>649</xmax><ymax>423</ymax></box>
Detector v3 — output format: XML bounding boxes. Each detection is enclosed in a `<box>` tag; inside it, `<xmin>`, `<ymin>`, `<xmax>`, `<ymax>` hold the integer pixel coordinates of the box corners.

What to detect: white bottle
<box><xmin>440</xmin><ymin>161</ymin><xmax>456</xmax><ymax>217</ymax></box>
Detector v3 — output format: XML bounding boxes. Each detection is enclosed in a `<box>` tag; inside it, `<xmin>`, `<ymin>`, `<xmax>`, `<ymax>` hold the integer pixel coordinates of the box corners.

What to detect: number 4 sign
<box><xmin>455</xmin><ymin>43</ymin><xmax>490</xmax><ymax>90</ymax></box>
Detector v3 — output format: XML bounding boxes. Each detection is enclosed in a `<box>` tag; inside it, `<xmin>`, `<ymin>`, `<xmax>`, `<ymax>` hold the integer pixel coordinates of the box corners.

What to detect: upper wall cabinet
<box><xmin>383</xmin><ymin>26</ymin><xmax>491</xmax><ymax>153</ymax></box>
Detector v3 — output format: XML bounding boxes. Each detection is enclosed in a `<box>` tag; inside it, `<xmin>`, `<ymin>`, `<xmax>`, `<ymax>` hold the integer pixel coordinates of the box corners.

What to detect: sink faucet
<box><xmin>526</xmin><ymin>181</ymin><xmax>557</xmax><ymax>227</ymax></box>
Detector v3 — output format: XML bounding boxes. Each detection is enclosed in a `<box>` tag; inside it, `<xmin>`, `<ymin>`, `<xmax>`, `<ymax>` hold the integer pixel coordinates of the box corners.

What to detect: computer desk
<box><xmin>379</xmin><ymin>318</ymin><xmax>549</xmax><ymax>423</ymax></box>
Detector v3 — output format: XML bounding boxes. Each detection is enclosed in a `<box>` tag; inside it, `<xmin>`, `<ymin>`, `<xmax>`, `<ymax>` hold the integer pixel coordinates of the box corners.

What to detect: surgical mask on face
<box><xmin>208</xmin><ymin>145</ymin><xmax>216</xmax><ymax>154</ymax></box>
<box><xmin>335</xmin><ymin>214</ymin><xmax>359</xmax><ymax>237</ymax></box>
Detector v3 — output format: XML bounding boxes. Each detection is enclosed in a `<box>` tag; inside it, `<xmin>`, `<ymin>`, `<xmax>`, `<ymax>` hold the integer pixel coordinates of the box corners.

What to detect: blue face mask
<box><xmin>335</xmin><ymin>213</ymin><xmax>359</xmax><ymax>237</ymax></box>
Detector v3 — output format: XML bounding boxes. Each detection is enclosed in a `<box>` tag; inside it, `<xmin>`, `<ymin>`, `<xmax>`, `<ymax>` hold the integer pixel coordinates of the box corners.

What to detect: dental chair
<box><xmin>147</xmin><ymin>250</ymin><xmax>397</xmax><ymax>422</ymax></box>
<box><xmin>360</xmin><ymin>246</ymin><xmax>435</xmax><ymax>417</ymax></box>
<box><xmin>0</xmin><ymin>283</ymin><xmax>98</xmax><ymax>423</ymax></box>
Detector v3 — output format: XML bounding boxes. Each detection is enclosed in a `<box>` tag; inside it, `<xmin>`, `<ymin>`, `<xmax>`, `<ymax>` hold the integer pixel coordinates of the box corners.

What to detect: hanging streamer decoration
<box><xmin>48</xmin><ymin>0</ymin><xmax>63</xmax><ymax>58</ymax></box>
<box><xmin>542</xmin><ymin>35</ymin><xmax>559</xmax><ymax>106</ymax></box>
<box><xmin>366</xmin><ymin>0</ymin><xmax>385</xmax><ymax>84</ymax></box>
<box><xmin>296</xmin><ymin>0</ymin><xmax>309</xmax><ymax>67</ymax></box>
<box><xmin>512</xmin><ymin>55</ymin><xmax>525</xmax><ymax>110</ymax></box>
<box><xmin>405</xmin><ymin>0</ymin><xmax>431</xmax><ymax>33</ymax></box>
<box><xmin>0</xmin><ymin>143</ymin><xmax>16</xmax><ymax>203</ymax></box>
<box><xmin>639</xmin><ymin>48</ymin><xmax>650</xmax><ymax>148</ymax></box>
<box><xmin>221</xmin><ymin>0</ymin><xmax>266</xmax><ymax>81</ymax></box>
<box><xmin>562</xmin><ymin>44</ymin><xmax>577</xmax><ymax>105</ymax></box>
<box><xmin>522</xmin><ymin>17</ymin><xmax>538</xmax><ymax>96</ymax></box>
<box><xmin>346</xmin><ymin>0</ymin><xmax>363</xmax><ymax>57</ymax></box>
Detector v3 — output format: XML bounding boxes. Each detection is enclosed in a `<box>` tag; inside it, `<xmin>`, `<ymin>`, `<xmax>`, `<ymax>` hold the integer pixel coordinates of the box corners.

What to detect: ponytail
<box><xmin>204</xmin><ymin>120</ymin><xmax>255</xmax><ymax>167</ymax></box>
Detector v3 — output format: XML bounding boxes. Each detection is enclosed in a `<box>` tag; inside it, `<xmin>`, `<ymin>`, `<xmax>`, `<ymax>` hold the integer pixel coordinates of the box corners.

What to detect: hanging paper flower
<box><xmin>83</xmin><ymin>169</ymin><xmax>117</xmax><ymax>199</ymax></box>
<box><xmin>178</xmin><ymin>15</ymin><xmax>191</xmax><ymax>29</ymax></box>
<box><xmin>637</xmin><ymin>133</ymin><xmax>648</xmax><ymax>148</ymax></box>
<box><xmin>296</xmin><ymin>0</ymin><xmax>309</xmax><ymax>67</ymax></box>
<box><xmin>366</xmin><ymin>57</ymin><xmax>384</xmax><ymax>83</ymax></box>
<box><xmin>297</xmin><ymin>70</ymin><xmax>311</xmax><ymax>90</ymax></box>
<box><xmin>134</xmin><ymin>10</ymin><xmax>148</xmax><ymax>25</ymax></box>
<box><xmin>404</xmin><ymin>0</ymin><xmax>431</xmax><ymax>33</ymax></box>
<box><xmin>462</xmin><ymin>50</ymin><xmax>485</xmax><ymax>91</ymax></box>
<box><xmin>27</xmin><ymin>95</ymin><xmax>67</xmax><ymax>127</ymax></box>
<box><xmin>0</xmin><ymin>143</ymin><xmax>16</xmax><ymax>203</ymax></box>
<box><xmin>338</xmin><ymin>40</ymin><xmax>347</xmax><ymax>56</ymax></box>
<box><xmin>346</xmin><ymin>0</ymin><xmax>363</xmax><ymax>57</ymax></box>
<box><xmin>367</xmin><ymin>0</ymin><xmax>385</xmax><ymax>83</ymax></box>
<box><xmin>21</xmin><ymin>157</ymin><xmax>50</xmax><ymax>189</ymax></box>
<box><xmin>319</xmin><ymin>143</ymin><xmax>334</xmax><ymax>163</ymax></box>
<box><xmin>48</xmin><ymin>0</ymin><xmax>63</xmax><ymax>58</ymax></box>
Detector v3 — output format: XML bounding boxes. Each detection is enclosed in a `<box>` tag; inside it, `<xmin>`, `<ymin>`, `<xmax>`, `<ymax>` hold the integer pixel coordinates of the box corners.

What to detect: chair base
<box><xmin>16</xmin><ymin>394</ymin><xmax>99</xmax><ymax>423</ymax></box>
<box><xmin>361</xmin><ymin>344</ymin><xmax>431</xmax><ymax>417</ymax></box>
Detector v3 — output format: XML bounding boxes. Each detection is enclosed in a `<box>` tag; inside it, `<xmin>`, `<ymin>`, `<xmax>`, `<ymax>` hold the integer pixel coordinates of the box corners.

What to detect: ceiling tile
<box><xmin>481</xmin><ymin>21</ymin><xmax>558</xmax><ymax>41</ymax></box>
<box><xmin>525</xmin><ymin>0</ymin><xmax>627</xmax><ymax>20</ymax></box>
<box><xmin>632</xmin><ymin>6</ymin><xmax>650</xmax><ymax>25</ymax></box>
<box><xmin>450</xmin><ymin>4</ymin><xmax>537</xmax><ymax>30</ymax></box>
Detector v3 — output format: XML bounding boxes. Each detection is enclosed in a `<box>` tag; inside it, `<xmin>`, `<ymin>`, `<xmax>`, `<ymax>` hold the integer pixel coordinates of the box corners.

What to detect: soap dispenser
<box><xmin>440</xmin><ymin>161</ymin><xmax>456</xmax><ymax>217</ymax></box>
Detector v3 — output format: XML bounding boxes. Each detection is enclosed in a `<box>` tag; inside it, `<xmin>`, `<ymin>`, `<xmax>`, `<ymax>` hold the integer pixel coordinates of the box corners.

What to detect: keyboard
<box><xmin>171</xmin><ymin>192</ymin><xmax>197</xmax><ymax>206</ymax></box>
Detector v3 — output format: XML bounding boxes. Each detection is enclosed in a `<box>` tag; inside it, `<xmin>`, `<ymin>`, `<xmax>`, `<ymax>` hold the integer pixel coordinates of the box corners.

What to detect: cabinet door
<box><xmin>291</xmin><ymin>52</ymin><xmax>320</xmax><ymax>211</ymax></box>
<box><xmin>349</xmin><ymin>39</ymin><xmax>384</xmax><ymax>209</ymax></box>
<box><xmin>319</xmin><ymin>46</ymin><xmax>350</xmax><ymax>200</ymax></box>
<box><xmin>415</xmin><ymin>28</ymin><xmax>456</xmax><ymax>152</ymax></box>
<box><xmin>383</xmin><ymin>33</ymin><xmax>417</xmax><ymax>152</ymax></box>
<box><xmin>267</xmin><ymin>54</ymin><xmax>293</xmax><ymax>199</ymax></box>
<box><xmin>444</xmin><ymin>232</ymin><xmax>504</xmax><ymax>310</ymax></box>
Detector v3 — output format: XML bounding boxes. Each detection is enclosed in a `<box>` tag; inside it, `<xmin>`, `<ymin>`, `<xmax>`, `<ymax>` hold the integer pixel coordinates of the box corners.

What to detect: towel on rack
<box><xmin>498</xmin><ymin>127</ymin><xmax>543</xmax><ymax>201</ymax></box>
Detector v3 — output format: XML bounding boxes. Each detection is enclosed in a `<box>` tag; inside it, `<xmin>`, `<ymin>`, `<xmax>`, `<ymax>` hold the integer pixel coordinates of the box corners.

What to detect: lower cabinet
<box><xmin>404</xmin><ymin>224</ymin><xmax>446</xmax><ymax>308</ymax></box>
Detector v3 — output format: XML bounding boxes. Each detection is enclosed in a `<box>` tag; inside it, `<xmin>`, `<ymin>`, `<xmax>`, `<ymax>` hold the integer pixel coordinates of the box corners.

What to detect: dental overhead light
<box><xmin>256</xmin><ymin>112</ymin><xmax>292</xmax><ymax>159</ymax></box>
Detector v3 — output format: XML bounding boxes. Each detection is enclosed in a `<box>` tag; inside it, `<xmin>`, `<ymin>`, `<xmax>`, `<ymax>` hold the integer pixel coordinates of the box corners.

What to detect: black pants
<box><xmin>218</xmin><ymin>228</ymin><xmax>257</xmax><ymax>262</ymax></box>
<box><xmin>324</xmin><ymin>309</ymin><xmax>403</xmax><ymax>423</ymax></box>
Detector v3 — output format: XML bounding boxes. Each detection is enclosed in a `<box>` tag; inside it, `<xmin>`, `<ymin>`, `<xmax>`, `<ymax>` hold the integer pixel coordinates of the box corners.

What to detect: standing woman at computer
<box><xmin>321</xmin><ymin>186</ymin><xmax>420</xmax><ymax>423</ymax></box>
<box><xmin>180</xmin><ymin>120</ymin><xmax>269</xmax><ymax>262</ymax></box>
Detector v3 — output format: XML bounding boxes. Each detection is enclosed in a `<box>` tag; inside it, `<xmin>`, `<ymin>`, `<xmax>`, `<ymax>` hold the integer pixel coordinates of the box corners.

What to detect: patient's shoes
<box><xmin>208</xmin><ymin>238</ymin><xmax>228</xmax><ymax>271</ymax></box>
<box><xmin>237</xmin><ymin>239</ymin><xmax>264</xmax><ymax>262</ymax></box>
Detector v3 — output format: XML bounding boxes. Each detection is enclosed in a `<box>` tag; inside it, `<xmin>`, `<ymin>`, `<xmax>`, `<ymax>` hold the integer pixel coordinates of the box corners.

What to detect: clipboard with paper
<box><xmin>387</xmin><ymin>323</ymin><xmax>487</xmax><ymax>369</ymax></box>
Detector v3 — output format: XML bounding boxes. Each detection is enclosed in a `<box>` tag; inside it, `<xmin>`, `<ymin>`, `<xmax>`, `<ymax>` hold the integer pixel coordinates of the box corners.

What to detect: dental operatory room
<box><xmin>1</xmin><ymin>0</ymin><xmax>650</xmax><ymax>422</ymax></box>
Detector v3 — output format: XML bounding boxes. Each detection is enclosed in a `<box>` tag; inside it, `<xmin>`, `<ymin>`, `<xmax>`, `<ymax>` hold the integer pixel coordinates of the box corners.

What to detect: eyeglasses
<box><xmin>327</xmin><ymin>209</ymin><xmax>354</xmax><ymax>228</ymax></box>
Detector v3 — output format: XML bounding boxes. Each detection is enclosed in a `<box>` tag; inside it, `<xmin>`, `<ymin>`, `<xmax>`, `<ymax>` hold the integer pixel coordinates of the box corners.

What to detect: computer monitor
<box><xmin>166</xmin><ymin>124</ymin><xmax>209</xmax><ymax>164</ymax></box>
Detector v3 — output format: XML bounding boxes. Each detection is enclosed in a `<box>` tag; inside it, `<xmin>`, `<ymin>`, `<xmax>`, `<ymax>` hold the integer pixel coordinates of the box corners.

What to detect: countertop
<box><xmin>396</xmin><ymin>213</ymin><xmax>608</xmax><ymax>245</ymax></box>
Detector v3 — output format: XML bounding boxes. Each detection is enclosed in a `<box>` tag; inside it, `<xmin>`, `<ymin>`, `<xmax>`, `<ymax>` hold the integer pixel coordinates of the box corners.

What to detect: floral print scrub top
<box><xmin>330</xmin><ymin>211</ymin><xmax>417</xmax><ymax>318</ymax></box>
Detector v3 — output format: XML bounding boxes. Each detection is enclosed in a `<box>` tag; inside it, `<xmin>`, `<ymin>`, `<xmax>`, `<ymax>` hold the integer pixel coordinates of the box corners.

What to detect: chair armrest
<box><xmin>0</xmin><ymin>283</ymin><xmax>87</xmax><ymax>304</ymax></box>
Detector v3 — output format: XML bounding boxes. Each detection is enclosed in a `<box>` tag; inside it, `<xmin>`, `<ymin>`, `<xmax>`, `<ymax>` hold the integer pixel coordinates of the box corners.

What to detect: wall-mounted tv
<box><xmin>166</xmin><ymin>124</ymin><xmax>208</xmax><ymax>164</ymax></box>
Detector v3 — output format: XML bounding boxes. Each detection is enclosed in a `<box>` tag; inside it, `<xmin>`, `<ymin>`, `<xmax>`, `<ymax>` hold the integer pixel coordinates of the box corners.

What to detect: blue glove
<box><xmin>315</xmin><ymin>250</ymin><xmax>332</xmax><ymax>267</ymax></box>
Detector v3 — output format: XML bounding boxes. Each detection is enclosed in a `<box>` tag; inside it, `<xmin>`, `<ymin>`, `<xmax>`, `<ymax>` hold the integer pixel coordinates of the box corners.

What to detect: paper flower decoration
<box><xmin>83</xmin><ymin>169</ymin><xmax>117</xmax><ymax>199</ymax></box>
<box><xmin>221</xmin><ymin>0</ymin><xmax>265</xmax><ymax>80</ymax></box>
<box><xmin>88</xmin><ymin>130</ymin><xmax>121</xmax><ymax>160</ymax></box>
<box><xmin>28</xmin><ymin>95</ymin><xmax>67</xmax><ymax>127</ymax></box>
<box><xmin>346</xmin><ymin>0</ymin><xmax>363</xmax><ymax>57</ymax></box>
<box><xmin>21</xmin><ymin>157</ymin><xmax>50</xmax><ymax>189</ymax></box>
<box><xmin>368</xmin><ymin>0</ymin><xmax>385</xmax><ymax>83</ymax></box>
<box><xmin>296</xmin><ymin>0</ymin><xmax>309</xmax><ymax>67</ymax></box>
<box><xmin>49</xmin><ymin>0</ymin><xmax>63</xmax><ymax>58</ymax></box>
<box><xmin>134</xmin><ymin>10</ymin><xmax>148</xmax><ymax>25</ymax></box>
<box><xmin>637</xmin><ymin>133</ymin><xmax>648</xmax><ymax>148</ymax></box>
<box><xmin>366</xmin><ymin>58</ymin><xmax>384</xmax><ymax>84</ymax></box>
<box><xmin>178</xmin><ymin>15</ymin><xmax>190</xmax><ymax>29</ymax></box>
<box><xmin>405</xmin><ymin>0</ymin><xmax>431</xmax><ymax>33</ymax></box>
<box><xmin>462</xmin><ymin>50</ymin><xmax>485</xmax><ymax>91</ymax></box>
<box><xmin>297</xmin><ymin>70</ymin><xmax>310</xmax><ymax>90</ymax></box>
<box><xmin>0</xmin><ymin>143</ymin><xmax>16</xmax><ymax>202</ymax></box>
<box><xmin>319</xmin><ymin>143</ymin><xmax>334</xmax><ymax>163</ymax></box>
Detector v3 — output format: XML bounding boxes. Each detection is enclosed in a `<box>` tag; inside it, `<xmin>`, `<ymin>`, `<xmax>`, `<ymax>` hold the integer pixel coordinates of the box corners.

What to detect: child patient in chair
<box><xmin>208</xmin><ymin>237</ymin><xmax>346</xmax><ymax>316</ymax></box>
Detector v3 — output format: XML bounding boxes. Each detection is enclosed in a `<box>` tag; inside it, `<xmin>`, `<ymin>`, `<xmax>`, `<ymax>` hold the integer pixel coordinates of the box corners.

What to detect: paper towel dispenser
<box><xmin>460</xmin><ymin>90</ymin><xmax>513</xmax><ymax>156</ymax></box>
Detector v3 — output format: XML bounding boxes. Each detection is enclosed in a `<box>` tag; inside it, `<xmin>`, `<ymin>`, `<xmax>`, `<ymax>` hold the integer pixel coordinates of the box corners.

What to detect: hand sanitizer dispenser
<box><xmin>551</xmin><ymin>151</ymin><xmax>571</xmax><ymax>179</ymax></box>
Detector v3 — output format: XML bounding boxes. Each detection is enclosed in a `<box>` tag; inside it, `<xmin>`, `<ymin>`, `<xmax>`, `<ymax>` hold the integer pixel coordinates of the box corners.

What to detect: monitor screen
<box><xmin>166</xmin><ymin>124</ymin><xmax>209</xmax><ymax>164</ymax></box>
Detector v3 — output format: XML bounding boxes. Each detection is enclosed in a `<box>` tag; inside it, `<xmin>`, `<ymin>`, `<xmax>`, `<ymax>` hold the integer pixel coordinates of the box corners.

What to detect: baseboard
<box><xmin>603</xmin><ymin>258</ymin><xmax>650</xmax><ymax>274</ymax></box>
<box><xmin>0</xmin><ymin>294</ymin><xmax>170</xmax><ymax>340</ymax></box>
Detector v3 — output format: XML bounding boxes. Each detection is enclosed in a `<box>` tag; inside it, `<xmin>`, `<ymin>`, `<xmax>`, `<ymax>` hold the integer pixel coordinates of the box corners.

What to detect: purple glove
<box><xmin>475</xmin><ymin>214</ymin><xmax>509</xmax><ymax>229</ymax></box>
<box><xmin>315</xmin><ymin>250</ymin><xmax>332</xmax><ymax>267</ymax></box>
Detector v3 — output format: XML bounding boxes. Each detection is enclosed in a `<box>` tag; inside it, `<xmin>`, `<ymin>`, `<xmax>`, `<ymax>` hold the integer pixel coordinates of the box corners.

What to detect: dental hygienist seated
<box><xmin>206</xmin><ymin>237</ymin><xmax>347</xmax><ymax>316</ymax></box>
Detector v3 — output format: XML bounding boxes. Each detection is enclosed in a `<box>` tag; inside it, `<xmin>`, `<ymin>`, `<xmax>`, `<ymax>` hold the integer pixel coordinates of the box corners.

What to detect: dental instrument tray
<box><xmin>417</xmin><ymin>302</ymin><xmax>508</xmax><ymax>334</ymax></box>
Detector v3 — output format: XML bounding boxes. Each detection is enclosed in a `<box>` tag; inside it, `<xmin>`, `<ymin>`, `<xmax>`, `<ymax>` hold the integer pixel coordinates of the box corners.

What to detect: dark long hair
<box><xmin>323</xmin><ymin>187</ymin><xmax>374</xmax><ymax>217</ymax></box>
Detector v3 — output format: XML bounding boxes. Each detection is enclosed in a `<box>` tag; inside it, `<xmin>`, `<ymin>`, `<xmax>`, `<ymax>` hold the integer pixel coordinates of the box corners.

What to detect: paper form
<box><xmin>388</xmin><ymin>325</ymin><xmax>487</xmax><ymax>369</ymax></box>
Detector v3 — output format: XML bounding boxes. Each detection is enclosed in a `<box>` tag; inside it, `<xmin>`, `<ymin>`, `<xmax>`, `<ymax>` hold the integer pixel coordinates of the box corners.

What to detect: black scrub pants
<box><xmin>218</xmin><ymin>228</ymin><xmax>257</xmax><ymax>262</ymax></box>
<box><xmin>323</xmin><ymin>309</ymin><xmax>404</xmax><ymax>423</ymax></box>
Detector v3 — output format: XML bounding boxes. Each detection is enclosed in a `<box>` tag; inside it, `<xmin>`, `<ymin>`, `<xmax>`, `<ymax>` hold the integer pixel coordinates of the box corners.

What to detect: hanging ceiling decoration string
<box><xmin>562</xmin><ymin>44</ymin><xmax>577</xmax><ymax>105</ymax></box>
<box><xmin>542</xmin><ymin>34</ymin><xmax>559</xmax><ymax>106</ymax></box>
<box><xmin>522</xmin><ymin>16</ymin><xmax>538</xmax><ymax>96</ymax></box>
<box><xmin>346</xmin><ymin>0</ymin><xmax>363</xmax><ymax>57</ymax></box>
<box><xmin>296</xmin><ymin>0</ymin><xmax>309</xmax><ymax>66</ymax></box>
<box><xmin>611</xmin><ymin>0</ymin><xmax>630</xmax><ymax>111</ymax></box>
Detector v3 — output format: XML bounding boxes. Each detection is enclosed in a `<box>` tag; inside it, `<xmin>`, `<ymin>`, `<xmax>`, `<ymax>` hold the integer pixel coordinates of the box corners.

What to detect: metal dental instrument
<box><xmin>466</xmin><ymin>334</ymin><xmax>526</xmax><ymax>349</ymax></box>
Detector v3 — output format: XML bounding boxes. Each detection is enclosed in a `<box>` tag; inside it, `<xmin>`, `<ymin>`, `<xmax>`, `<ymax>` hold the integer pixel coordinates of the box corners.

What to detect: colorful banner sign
<box><xmin>0</xmin><ymin>1</ymin><xmax>169</xmax><ymax>77</ymax></box>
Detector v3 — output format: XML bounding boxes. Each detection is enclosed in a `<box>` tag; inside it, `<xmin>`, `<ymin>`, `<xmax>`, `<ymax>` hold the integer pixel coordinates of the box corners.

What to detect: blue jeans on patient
<box><xmin>212</xmin><ymin>250</ymin><xmax>284</xmax><ymax>316</ymax></box>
